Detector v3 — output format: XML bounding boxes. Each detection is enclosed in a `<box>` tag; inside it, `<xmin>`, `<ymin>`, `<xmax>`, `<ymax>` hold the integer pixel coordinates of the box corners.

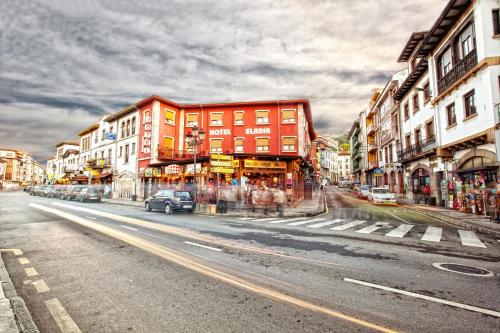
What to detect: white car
<box><xmin>367</xmin><ymin>188</ymin><xmax>397</xmax><ymax>205</ymax></box>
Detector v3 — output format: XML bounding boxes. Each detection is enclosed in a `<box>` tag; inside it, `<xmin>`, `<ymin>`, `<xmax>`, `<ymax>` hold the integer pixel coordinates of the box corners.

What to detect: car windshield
<box><xmin>174</xmin><ymin>191</ymin><xmax>192</xmax><ymax>200</ymax></box>
<box><xmin>373</xmin><ymin>189</ymin><xmax>390</xmax><ymax>194</ymax></box>
<box><xmin>361</xmin><ymin>185</ymin><xmax>371</xmax><ymax>191</ymax></box>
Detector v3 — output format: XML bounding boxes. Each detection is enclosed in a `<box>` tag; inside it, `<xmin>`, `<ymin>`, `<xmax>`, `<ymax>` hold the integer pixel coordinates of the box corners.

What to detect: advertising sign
<box><xmin>210</xmin><ymin>167</ymin><xmax>234</xmax><ymax>174</ymax></box>
<box><xmin>244</xmin><ymin>160</ymin><xmax>286</xmax><ymax>169</ymax></box>
<box><xmin>210</xmin><ymin>154</ymin><xmax>233</xmax><ymax>161</ymax></box>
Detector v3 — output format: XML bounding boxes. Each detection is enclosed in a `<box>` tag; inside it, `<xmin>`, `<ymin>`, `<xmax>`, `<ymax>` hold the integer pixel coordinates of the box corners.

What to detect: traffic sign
<box><xmin>210</xmin><ymin>167</ymin><xmax>234</xmax><ymax>174</ymax></box>
<box><xmin>210</xmin><ymin>160</ymin><xmax>234</xmax><ymax>167</ymax></box>
<box><xmin>210</xmin><ymin>154</ymin><xmax>233</xmax><ymax>161</ymax></box>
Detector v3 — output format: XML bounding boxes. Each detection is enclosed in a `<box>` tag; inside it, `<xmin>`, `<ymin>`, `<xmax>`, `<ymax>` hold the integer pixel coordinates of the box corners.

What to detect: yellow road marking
<box><xmin>24</xmin><ymin>267</ymin><xmax>38</xmax><ymax>277</ymax></box>
<box><xmin>32</xmin><ymin>279</ymin><xmax>50</xmax><ymax>293</ymax></box>
<box><xmin>0</xmin><ymin>248</ymin><xmax>23</xmax><ymax>255</ymax></box>
<box><xmin>50</xmin><ymin>202</ymin><xmax>342</xmax><ymax>269</ymax></box>
<box><xmin>45</xmin><ymin>298</ymin><xmax>82</xmax><ymax>333</ymax></box>
<box><xmin>31</xmin><ymin>203</ymin><xmax>399</xmax><ymax>333</ymax></box>
<box><xmin>18</xmin><ymin>257</ymin><xmax>30</xmax><ymax>265</ymax></box>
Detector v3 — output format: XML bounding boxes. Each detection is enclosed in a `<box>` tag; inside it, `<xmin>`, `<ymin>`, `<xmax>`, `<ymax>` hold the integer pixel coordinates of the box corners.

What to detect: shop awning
<box><xmin>73</xmin><ymin>175</ymin><xmax>88</xmax><ymax>181</ymax></box>
<box><xmin>99</xmin><ymin>172</ymin><xmax>113</xmax><ymax>178</ymax></box>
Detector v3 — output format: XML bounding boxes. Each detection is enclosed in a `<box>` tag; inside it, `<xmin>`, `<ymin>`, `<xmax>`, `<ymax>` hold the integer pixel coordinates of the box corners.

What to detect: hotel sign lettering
<box><xmin>245</xmin><ymin>128</ymin><xmax>270</xmax><ymax>135</ymax></box>
<box><xmin>244</xmin><ymin>160</ymin><xmax>286</xmax><ymax>169</ymax></box>
<box><xmin>142</xmin><ymin>112</ymin><xmax>152</xmax><ymax>154</ymax></box>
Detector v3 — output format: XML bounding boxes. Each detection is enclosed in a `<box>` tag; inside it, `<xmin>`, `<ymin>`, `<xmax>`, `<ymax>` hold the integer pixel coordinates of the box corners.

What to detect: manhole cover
<box><xmin>432</xmin><ymin>263</ymin><xmax>494</xmax><ymax>277</ymax></box>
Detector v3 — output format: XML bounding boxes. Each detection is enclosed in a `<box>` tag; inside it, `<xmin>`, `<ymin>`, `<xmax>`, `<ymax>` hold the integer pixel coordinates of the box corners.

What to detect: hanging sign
<box><xmin>165</xmin><ymin>164</ymin><xmax>182</xmax><ymax>174</ymax></box>
<box><xmin>210</xmin><ymin>154</ymin><xmax>233</xmax><ymax>161</ymax></box>
<box><xmin>210</xmin><ymin>167</ymin><xmax>234</xmax><ymax>174</ymax></box>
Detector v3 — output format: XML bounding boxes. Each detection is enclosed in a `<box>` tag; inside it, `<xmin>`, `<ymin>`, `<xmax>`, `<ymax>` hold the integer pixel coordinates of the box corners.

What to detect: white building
<box><xmin>46</xmin><ymin>141</ymin><xmax>80</xmax><ymax>184</ymax></box>
<box><xmin>337</xmin><ymin>150</ymin><xmax>351</xmax><ymax>180</ymax></box>
<box><xmin>0</xmin><ymin>149</ymin><xmax>43</xmax><ymax>188</ymax></box>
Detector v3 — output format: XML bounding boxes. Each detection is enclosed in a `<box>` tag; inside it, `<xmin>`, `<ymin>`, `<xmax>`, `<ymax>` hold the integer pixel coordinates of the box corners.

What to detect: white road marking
<box><xmin>185</xmin><ymin>241</ymin><xmax>223</xmax><ymax>252</ymax></box>
<box><xmin>121</xmin><ymin>225</ymin><xmax>138</xmax><ymax>231</ymax></box>
<box><xmin>85</xmin><ymin>216</ymin><xmax>97</xmax><ymax>220</ymax></box>
<box><xmin>239</xmin><ymin>217</ymin><xmax>254</xmax><ymax>220</ymax></box>
<box><xmin>24</xmin><ymin>267</ymin><xmax>38</xmax><ymax>277</ymax></box>
<box><xmin>45</xmin><ymin>298</ymin><xmax>83</xmax><ymax>333</ymax></box>
<box><xmin>421</xmin><ymin>227</ymin><xmax>442</xmax><ymax>242</ymax></box>
<box><xmin>252</xmin><ymin>218</ymin><xmax>282</xmax><ymax>222</ymax></box>
<box><xmin>32</xmin><ymin>279</ymin><xmax>50</xmax><ymax>293</ymax></box>
<box><xmin>0</xmin><ymin>248</ymin><xmax>23</xmax><ymax>255</ymax></box>
<box><xmin>458</xmin><ymin>230</ymin><xmax>486</xmax><ymax>248</ymax></box>
<box><xmin>269</xmin><ymin>217</ymin><xmax>307</xmax><ymax>224</ymax></box>
<box><xmin>307</xmin><ymin>219</ymin><xmax>343</xmax><ymax>229</ymax></box>
<box><xmin>356</xmin><ymin>222</ymin><xmax>389</xmax><ymax>234</ymax></box>
<box><xmin>385</xmin><ymin>224</ymin><xmax>413</xmax><ymax>238</ymax></box>
<box><xmin>331</xmin><ymin>220</ymin><xmax>366</xmax><ymax>231</ymax></box>
<box><xmin>23</xmin><ymin>280</ymin><xmax>32</xmax><ymax>285</ymax></box>
<box><xmin>344</xmin><ymin>277</ymin><xmax>500</xmax><ymax>318</ymax></box>
<box><xmin>288</xmin><ymin>217</ymin><xmax>325</xmax><ymax>226</ymax></box>
<box><xmin>18</xmin><ymin>257</ymin><xmax>30</xmax><ymax>265</ymax></box>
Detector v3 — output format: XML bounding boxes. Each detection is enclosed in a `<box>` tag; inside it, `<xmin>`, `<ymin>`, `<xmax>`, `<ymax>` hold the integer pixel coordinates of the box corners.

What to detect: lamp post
<box><xmin>185</xmin><ymin>125</ymin><xmax>205</xmax><ymax>202</ymax></box>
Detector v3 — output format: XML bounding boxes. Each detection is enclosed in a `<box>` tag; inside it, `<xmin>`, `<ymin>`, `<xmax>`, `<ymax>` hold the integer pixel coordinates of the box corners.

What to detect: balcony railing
<box><xmin>366</xmin><ymin>124</ymin><xmax>375</xmax><ymax>135</ymax></box>
<box><xmin>437</xmin><ymin>49</ymin><xmax>477</xmax><ymax>95</ymax></box>
<box><xmin>367</xmin><ymin>143</ymin><xmax>377</xmax><ymax>152</ymax></box>
<box><xmin>87</xmin><ymin>158</ymin><xmax>111</xmax><ymax>169</ymax></box>
<box><xmin>397</xmin><ymin>136</ymin><xmax>436</xmax><ymax>162</ymax></box>
<box><xmin>368</xmin><ymin>161</ymin><xmax>378</xmax><ymax>169</ymax></box>
<box><xmin>158</xmin><ymin>147</ymin><xmax>209</xmax><ymax>161</ymax></box>
<box><xmin>63</xmin><ymin>166</ymin><xmax>77</xmax><ymax>173</ymax></box>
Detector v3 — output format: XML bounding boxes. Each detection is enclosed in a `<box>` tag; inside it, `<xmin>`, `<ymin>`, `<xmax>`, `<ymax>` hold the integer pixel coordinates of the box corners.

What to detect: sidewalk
<box><xmin>0</xmin><ymin>253</ymin><xmax>39</xmax><ymax>333</ymax></box>
<box><xmin>398</xmin><ymin>198</ymin><xmax>500</xmax><ymax>238</ymax></box>
<box><xmin>101</xmin><ymin>191</ymin><xmax>327</xmax><ymax>218</ymax></box>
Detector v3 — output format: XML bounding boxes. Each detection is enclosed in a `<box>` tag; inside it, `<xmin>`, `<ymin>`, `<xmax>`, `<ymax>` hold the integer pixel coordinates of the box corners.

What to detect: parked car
<box><xmin>145</xmin><ymin>190</ymin><xmax>195</xmax><ymax>214</ymax></box>
<box><xmin>66</xmin><ymin>187</ymin><xmax>83</xmax><ymax>201</ymax></box>
<box><xmin>76</xmin><ymin>187</ymin><xmax>102</xmax><ymax>203</ymax></box>
<box><xmin>367</xmin><ymin>188</ymin><xmax>397</xmax><ymax>205</ymax></box>
<box><xmin>59</xmin><ymin>186</ymin><xmax>73</xmax><ymax>200</ymax></box>
<box><xmin>30</xmin><ymin>186</ymin><xmax>41</xmax><ymax>196</ymax></box>
<box><xmin>42</xmin><ymin>186</ymin><xmax>53</xmax><ymax>197</ymax></box>
<box><xmin>356</xmin><ymin>185</ymin><xmax>371</xmax><ymax>199</ymax></box>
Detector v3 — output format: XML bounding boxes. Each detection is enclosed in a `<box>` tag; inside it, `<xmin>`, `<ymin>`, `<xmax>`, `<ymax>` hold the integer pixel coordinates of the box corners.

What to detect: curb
<box><xmin>0</xmin><ymin>254</ymin><xmax>39</xmax><ymax>333</ymax></box>
<box><xmin>401</xmin><ymin>204</ymin><xmax>500</xmax><ymax>238</ymax></box>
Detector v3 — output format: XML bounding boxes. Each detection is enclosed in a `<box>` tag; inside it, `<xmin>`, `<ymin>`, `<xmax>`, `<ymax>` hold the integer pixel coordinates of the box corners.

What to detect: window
<box><xmin>124</xmin><ymin>144</ymin><xmax>129</xmax><ymax>164</ymax></box>
<box><xmin>282</xmin><ymin>109</ymin><xmax>296</xmax><ymax>123</ymax></box>
<box><xmin>426</xmin><ymin>119</ymin><xmax>434</xmax><ymax>139</ymax></box>
<box><xmin>403</xmin><ymin>103</ymin><xmax>409</xmax><ymax>120</ymax></box>
<box><xmin>457</xmin><ymin>23</ymin><xmax>474</xmax><ymax>61</ymax></box>
<box><xmin>119</xmin><ymin>146</ymin><xmax>123</xmax><ymax>157</ymax></box>
<box><xmin>423</xmin><ymin>82</ymin><xmax>431</xmax><ymax>101</ymax></box>
<box><xmin>108</xmin><ymin>148</ymin><xmax>112</xmax><ymax>160</ymax></box>
<box><xmin>101</xmin><ymin>129</ymin><xmax>105</xmax><ymax>141</ymax></box>
<box><xmin>412</xmin><ymin>94</ymin><xmax>419</xmax><ymax>113</ymax></box>
<box><xmin>234</xmin><ymin>138</ymin><xmax>244</xmax><ymax>153</ymax></box>
<box><xmin>282</xmin><ymin>137</ymin><xmax>296</xmax><ymax>151</ymax></box>
<box><xmin>210</xmin><ymin>112</ymin><xmax>223</xmax><ymax>126</ymax></box>
<box><xmin>464</xmin><ymin>90</ymin><xmax>476</xmax><ymax>118</ymax></box>
<box><xmin>186</xmin><ymin>113</ymin><xmax>198</xmax><ymax>127</ymax></box>
<box><xmin>415</xmin><ymin>128</ymin><xmax>421</xmax><ymax>145</ymax></box>
<box><xmin>131</xmin><ymin>117</ymin><xmax>136</xmax><ymax>135</ymax></box>
<box><xmin>110</xmin><ymin>125</ymin><xmax>113</xmax><ymax>134</ymax></box>
<box><xmin>94</xmin><ymin>132</ymin><xmax>98</xmax><ymax>143</ymax></box>
<box><xmin>210</xmin><ymin>139</ymin><xmax>223</xmax><ymax>153</ymax></box>
<box><xmin>493</xmin><ymin>9</ymin><xmax>500</xmax><ymax>35</ymax></box>
<box><xmin>121</xmin><ymin>121</ymin><xmax>125</xmax><ymax>138</ymax></box>
<box><xmin>256</xmin><ymin>110</ymin><xmax>269</xmax><ymax>124</ymax></box>
<box><xmin>438</xmin><ymin>46</ymin><xmax>453</xmax><ymax>78</ymax></box>
<box><xmin>100</xmin><ymin>151</ymin><xmax>104</xmax><ymax>159</ymax></box>
<box><xmin>256</xmin><ymin>137</ymin><xmax>270</xmax><ymax>152</ymax></box>
<box><xmin>165</xmin><ymin>110</ymin><xmax>175</xmax><ymax>125</ymax></box>
<box><xmin>405</xmin><ymin>134</ymin><xmax>411</xmax><ymax>148</ymax></box>
<box><xmin>131</xmin><ymin>143</ymin><xmax>136</xmax><ymax>155</ymax></box>
<box><xmin>126</xmin><ymin>119</ymin><xmax>130</xmax><ymax>137</ymax></box>
<box><xmin>446</xmin><ymin>103</ymin><xmax>457</xmax><ymax>127</ymax></box>
<box><xmin>164</xmin><ymin>137</ymin><xmax>174</xmax><ymax>158</ymax></box>
<box><xmin>234</xmin><ymin>111</ymin><xmax>244</xmax><ymax>125</ymax></box>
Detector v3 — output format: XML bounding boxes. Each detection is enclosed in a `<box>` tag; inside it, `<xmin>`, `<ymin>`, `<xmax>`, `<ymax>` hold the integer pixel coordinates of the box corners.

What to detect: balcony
<box><xmin>368</xmin><ymin>161</ymin><xmax>378</xmax><ymax>170</ymax></box>
<box><xmin>158</xmin><ymin>147</ymin><xmax>209</xmax><ymax>161</ymax></box>
<box><xmin>63</xmin><ymin>166</ymin><xmax>77</xmax><ymax>173</ymax></box>
<box><xmin>87</xmin><ymin>158</ymin><xmax>111</xmax><ymax>169</ymax></box>
<box><xmin>397</xmin><ymin>136</ymin><xmax>436</xmax><ymax>162</ymax></box>
<box><xmin>367</xmin><ymin>143</ymin><xmax>377</xmax><ymax>152</ymax></box>
<box><xmin>366</xmin><ymin>124</ymin><xmax>376</xmax><ymax>135</ymax></box>
<box><xmin>437</xmin><ymin>49</ymin><xmax>477</xmax><ymax>95</ymax></box>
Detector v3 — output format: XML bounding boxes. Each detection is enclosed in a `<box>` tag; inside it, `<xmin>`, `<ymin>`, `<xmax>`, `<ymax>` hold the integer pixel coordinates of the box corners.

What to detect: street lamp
<box><xmin>185</xmin><ymin>125</ymin><xmax>205</xmax><ymax>202</ymax></box>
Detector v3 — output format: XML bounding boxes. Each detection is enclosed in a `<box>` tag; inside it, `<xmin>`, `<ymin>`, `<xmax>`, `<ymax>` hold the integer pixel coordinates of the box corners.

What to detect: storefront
<box><xmin>411</xmin><ymin>168</ymin><xmax>431</xmax><ymax>203</ymax></box>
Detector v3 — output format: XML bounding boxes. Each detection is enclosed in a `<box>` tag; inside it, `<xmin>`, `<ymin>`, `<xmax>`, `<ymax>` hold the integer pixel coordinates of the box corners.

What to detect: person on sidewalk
<box><xmin>273</xmin><ymin>187</ymin><xmax>286</xmax><ymax>217</ymax></box>
<box><xmin>262</xmin><ymin>186</ymin><xmax>274</xmax><ymax>216</ymax></box>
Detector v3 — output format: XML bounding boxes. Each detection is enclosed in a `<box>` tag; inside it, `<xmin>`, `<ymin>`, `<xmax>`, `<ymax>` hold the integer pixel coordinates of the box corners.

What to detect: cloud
<box><xmin>0</xmin><ymin>0</ymin><xmax>448</xmax><ymax>162</ymax></box>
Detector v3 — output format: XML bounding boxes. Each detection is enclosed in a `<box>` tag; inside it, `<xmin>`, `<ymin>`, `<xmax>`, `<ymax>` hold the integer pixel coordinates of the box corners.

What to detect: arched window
<box><xmin>131</xmin><ymin>117</ymin><xmax>136</xmax><ymax>135</ymax></box>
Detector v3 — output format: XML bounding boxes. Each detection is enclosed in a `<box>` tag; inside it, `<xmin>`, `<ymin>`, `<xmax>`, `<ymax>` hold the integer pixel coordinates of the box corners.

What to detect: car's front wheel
<box><xmin>164</xmin><ymin>204</ymin><xmax>172</xmax><ymax>215</ymax></box>
<box><xmin>145</xmin><ymin>202</ymin><xmax>152</xmax><ymax>212</ymax></box>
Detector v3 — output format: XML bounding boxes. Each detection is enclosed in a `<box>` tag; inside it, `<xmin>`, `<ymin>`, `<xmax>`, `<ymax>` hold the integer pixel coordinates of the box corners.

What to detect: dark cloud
<box><xmin>0</xmin><ymin>0</ymin><xmax>448</xmax><ymax>161</ymax></box>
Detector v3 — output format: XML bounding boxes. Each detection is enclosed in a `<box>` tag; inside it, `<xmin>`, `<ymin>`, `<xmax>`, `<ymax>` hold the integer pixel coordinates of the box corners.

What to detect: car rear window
<box><xmin>174</xmin><ymin>191</ymin><xmax>192</xmax><ymax>200</ymax></box>
<box><xmin>373</xmin><ymin>189</ymin><xmax>390</xmax><ymax>194</ymax></box>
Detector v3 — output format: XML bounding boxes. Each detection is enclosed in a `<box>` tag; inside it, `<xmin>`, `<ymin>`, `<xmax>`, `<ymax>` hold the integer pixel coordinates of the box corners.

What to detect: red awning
<box><xmin>99</xmin><ymin>173</ymin><xmax>113</xmax><ymax>178</ymax></box>
<box><xmin>72</xmin><ymin>175</ymin><xmax>88</xmax><ymax>181</ymax></box>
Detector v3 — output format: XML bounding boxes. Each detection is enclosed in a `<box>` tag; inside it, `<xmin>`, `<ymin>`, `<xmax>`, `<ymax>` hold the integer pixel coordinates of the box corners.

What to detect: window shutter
<box><xmin>256</xmin><ymin>111</ymin><xmax>268</xmax><ymax>118</ymax></box>
<box><xmin>234</xmin><ymin>112</ymin><xmax>243</xmax><ymax>121</ymax></box>
<box><xmin>165</xmin><ymin>110</ymin><xmax>175</xmax><ymax>123</ymax></box>
<box><xmin>186</xmin><ymin>114</ymin><xmax>198</xmax><ymax>123</ymax></box>
<box><xmin>282</xmin><ymin>137</ymin><xmax>295</xmax><ymax>145</ymax></box>
<box><xmin>256</xmin><ymin>138</ymin><xmax>269</xmax><ymax>146</ymax></box>
<box><xmin>234</xmin><ymin>138</ymin><xmax>243</xmax><ymax>146</ymax></box>
<box><xmin>282</xmin><ymin>110</ymin><xmax>295</xmax><ymax>121</ymax></box>
<box><xmin>211</xmin><ymin>139</ymin><xmax>222</xmax><ymax>148</ymax></box>
<box><xmin>164</xmin><ymin>137</ymin><xmax>174</xmax><ymax>149</ymax></box>
<box><xmin>211</xmin><ymin>113</ymin><xmax>222</xmax><ymax>121</ymax></box>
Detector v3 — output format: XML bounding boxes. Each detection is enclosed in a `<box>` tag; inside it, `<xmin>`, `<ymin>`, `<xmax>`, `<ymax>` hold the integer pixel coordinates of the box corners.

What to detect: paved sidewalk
<box><xmin>398</xmin><ymin>198</ymin><xmax>500</xmax><ymax>238</ymax></box>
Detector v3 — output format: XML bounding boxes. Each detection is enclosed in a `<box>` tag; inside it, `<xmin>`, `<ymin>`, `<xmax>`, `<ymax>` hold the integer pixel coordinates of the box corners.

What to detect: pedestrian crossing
<box><xmin>237</xmin><ymin>216</ymin><xmax>489</xmax><ymax>248</ymax></box>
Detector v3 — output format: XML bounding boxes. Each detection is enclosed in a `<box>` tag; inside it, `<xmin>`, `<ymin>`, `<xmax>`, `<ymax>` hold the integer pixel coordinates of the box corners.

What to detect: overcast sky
<box><xmin>0</xmin><ymin>0</ymin><xmax>448</xmax><ymax>162</ymax></box>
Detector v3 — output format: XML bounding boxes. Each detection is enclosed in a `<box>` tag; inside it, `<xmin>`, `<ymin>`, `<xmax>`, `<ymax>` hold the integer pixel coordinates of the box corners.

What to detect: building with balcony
<box><xmin>0</xmin><ymin>149</ymin><xmax>43</xmax><ymax>189</ymax></box>
<box><xmin>348</xmin><ymin>115</ymin><xmax>364</xmax><ymax>183</ymax></box>
<box><xmin>363</xmin><ymin>89</ymin><xmax>382</xmax><ymax>186</ymax></box>
<box><xmin>46</xmin><ymin>141</ymin><xmax>81</xmax><ymax>184</ymax></box>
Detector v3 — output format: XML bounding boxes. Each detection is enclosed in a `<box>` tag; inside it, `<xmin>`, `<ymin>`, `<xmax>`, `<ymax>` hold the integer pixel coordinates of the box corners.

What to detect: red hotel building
<box><xmin>134</xmin><ymin>96</ymin><xmax>316</xmax><ymax>201</ymax></box>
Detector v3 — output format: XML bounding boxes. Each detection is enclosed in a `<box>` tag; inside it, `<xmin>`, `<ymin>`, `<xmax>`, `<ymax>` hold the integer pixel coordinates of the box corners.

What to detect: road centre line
<box><xmin>30</xmin><ymin>203</ymin><xmax>395</xmax><ymax>333</ymax></box>
<box><xmin>18</xmin><ymin>257</ymin><xmax>30</xmax><ymax>265</ymax></box>
<box><xmin>45</xmin><ymin>298</ymin><xmax>82</xmax><ymax>333</ymax></box>
<box><xmin>32</xmin><ymin>279</ymin><xmax>50</xmax><ymax>293</ymax></box>
<box><xmin>47</xmin><ymin>202</ymin><xmax>343</xmax><ymax>268</ymax></box>
<box><xmin>24</xmin><ymin>267</ymin><xmax>38</xmax><ymax>277</ymax></box>
<box><xmin>121</xmin><ymin>225</ymin><xmax>138</xmax><ymax>231</ymax></box>
<box><xmin>85</xmin><ymin>216</ymin><xmax>97</xmax><ymax>220</ymax></box>
<box><xmin>343</xmin><ymin>277</ymin><xmax>500</xmax><ymax>318</ymax></box>
<box><xmin>185</xmin><ymin>241</ymin><xmax>223</xmax><ymax>252</ymax></box>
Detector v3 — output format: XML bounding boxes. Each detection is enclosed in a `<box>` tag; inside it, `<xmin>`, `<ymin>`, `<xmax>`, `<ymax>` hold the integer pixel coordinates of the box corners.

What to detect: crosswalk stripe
<box><xmin>331</xmin><ymin>220</ymin><xmax>366</xmax><ymax>231</ymax></box>
<box><xmin>458</xmin><ymin>230</ymin><xmax>486</xmax><ymax>248</ymax></box>
<box><xmin>252</xmin><ymin>218</ymin><xmax>282</xmax><ymax>222</ymax></box>
<box><xmin>306</xmin><ymin>220</ymin><xmax>341</xmax><ymax>228</ymax></box>
<box><xmin>269</xmin><ymin>217</ymin><xmax>308</xmax><ymax>224</ymax></box>
<box><xmin>385</xmin><ymin>224</ymin><xmax>413</xmax><ymax>238</ymax></box>
<box><xmin>288</xmin><ymin>217</ymin><xmax>325</xmax><ymax>226</ymax></box>
<box><xmin>356</xmin><ymin>223</ymin><xmax>383</xmax><ymax>234</ymax></box>
<box><xmin>421</xmin><ymin>227</ymin><xmax>442</xmax><ymax>242</ymax></box>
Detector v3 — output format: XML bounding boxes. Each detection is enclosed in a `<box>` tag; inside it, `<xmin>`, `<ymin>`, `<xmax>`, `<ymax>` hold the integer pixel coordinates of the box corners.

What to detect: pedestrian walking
<box><xmin>273</xmin><ymin>187</ymin><xmax>286</xmax><ymax>217</ymax></box>
<box><xmin>262</xmin><ymin>187</ymin><xmax>274</xmax><ymax>216</ymax></box>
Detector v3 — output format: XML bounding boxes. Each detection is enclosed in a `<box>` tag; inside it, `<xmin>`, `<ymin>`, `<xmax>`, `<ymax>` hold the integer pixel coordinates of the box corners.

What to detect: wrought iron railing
<box><xmin>87</xmin><ymin>158</ymin><xmax>111</xmax><ymax>169</ymax></box>
<box><xmin>397</xmin><ymin>136</ymin><xmax>436</xmax><ymax>162</ymax></box>
<box><xmin>437</xmin><ymin>49</ymin><xmax>477</xmax><ymax>95</ymax></box>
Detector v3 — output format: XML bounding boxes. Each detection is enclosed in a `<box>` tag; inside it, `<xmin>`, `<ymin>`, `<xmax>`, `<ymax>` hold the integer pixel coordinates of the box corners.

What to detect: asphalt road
<box><xmin>1</xmin><ymin>189</ymin><xmax>499</xmax><ymax>333</ymax></box>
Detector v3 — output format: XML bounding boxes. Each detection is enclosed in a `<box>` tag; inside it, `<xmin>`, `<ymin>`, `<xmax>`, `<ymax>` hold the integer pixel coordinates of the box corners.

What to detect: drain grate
<box><xmin>433</xmin><ymin>263</ymin><xmax>494</xmax><ymax>277</ymax></box>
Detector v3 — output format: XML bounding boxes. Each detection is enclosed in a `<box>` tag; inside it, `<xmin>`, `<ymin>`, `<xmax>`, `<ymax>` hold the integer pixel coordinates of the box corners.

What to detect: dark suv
<box><xmin>145</xmin><ymin>190</ymin><xmax>195</xmax><ymax>214</ymax></box>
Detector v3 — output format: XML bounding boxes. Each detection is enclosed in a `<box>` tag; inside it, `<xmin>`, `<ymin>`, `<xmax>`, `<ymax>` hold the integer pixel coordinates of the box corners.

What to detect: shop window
<box><xmin>210</xmin><ymin>112</ymin><xmax>223</xmax><ymax>126</ymax></box>
<box><xmin>210</xmin><ymin>139</ymin><xmax>223</xmax><ymax>153</ymax></box>
<box><xmin>256</xmin><ymin>110</ymin><xmax>269</xmax><ymax>124</ymax></box>
<box><xmin>186</xmin><ymin>113</ymin><xmax>198</xmax><ymax>127</ymax></box>
<box><xmin>446</xmin><ymin>103</ymin><xmax>457</xmax><ymax>127</ymax></box>
<box><xmin>234</xmin><ymin>137</ymin><xmax>243</xmax><ymax>153</ymax></box>
<box><xmin>256</xmin><ymin>137</ymin><xmax>269</xmax><ymax>152</ymax></box>
<box><xmin>463</xmin><ymin>90</ymin><xmax>476</xmax><ymax>118</ymax></box>
<box><xmin>282</xmin><ymin>109</ymin><xmax>296</xmax><ymax>124</ymax></box>
<box><xmin>165</xmin><ymin>110</ymin><xmax>175</xmax><ymax>125</ymax></box>
<box><xmin>234</xmin><ymin>111</ymin><xmax>244</xmax><ymax>125</ymax></box>
<box><xmin>423</xmin><ymin>82</ymin><xmax>431</xmax><ymax>102</ymax></box>
<box><xmin>282</xmin><ymin>137</ymin><xmax>296</xmax><ymax>151</ymax></box>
